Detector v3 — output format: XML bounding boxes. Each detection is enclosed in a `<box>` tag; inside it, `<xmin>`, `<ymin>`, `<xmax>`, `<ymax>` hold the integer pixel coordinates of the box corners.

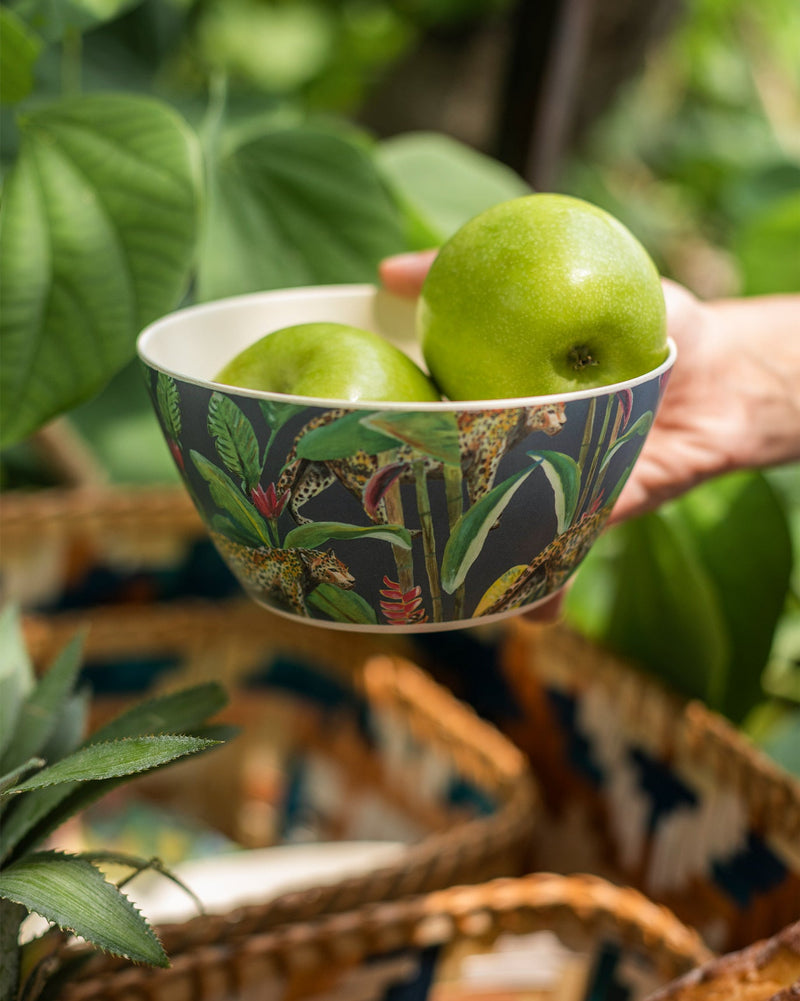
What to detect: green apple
<box><xmin>418</xmin><ymin>193</ymin><xmax>668</xmax><ymax>400</ymax></box>
<box><xmin>215</xmin><ymin>321</ymin><xmax>441</xmax><ymax>402</ymax></box>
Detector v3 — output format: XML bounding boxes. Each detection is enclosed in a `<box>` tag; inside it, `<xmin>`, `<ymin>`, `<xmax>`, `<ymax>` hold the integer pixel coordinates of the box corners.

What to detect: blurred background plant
<box><xmin>1</xmin><ymin>0</ymin><xmax>798</xmax><ymax>770</ymax></box>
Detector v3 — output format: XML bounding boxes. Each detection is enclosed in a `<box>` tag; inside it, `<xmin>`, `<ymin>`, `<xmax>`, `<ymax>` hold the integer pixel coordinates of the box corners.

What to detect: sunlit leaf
<box><xmin>0</xmin><ymin>93</ymin><xmax>201</xmax><ymax>446</ymax></box>
<box><xmin>376</xmin><ymin>131</ymin><xmax>531</xmax><ymax>242</ymax></box>
<box><xmin>197</xmin><ymin>126</ymin><xmax>405</xmax><ymax>300</ymax></box>
<box><xmin>284</xmin><ymin>521</ymin><xmax>412</xmax><ymax>550</ymax></box>
<box><xmin>441</xmin><ymin>462</ymin><xmax>540</xmax><ymax>594</ymax></box>
<box><xmin>0</xmin><ymin>850</ymin><xmax>168</xmax><ymax>966</ymax></box>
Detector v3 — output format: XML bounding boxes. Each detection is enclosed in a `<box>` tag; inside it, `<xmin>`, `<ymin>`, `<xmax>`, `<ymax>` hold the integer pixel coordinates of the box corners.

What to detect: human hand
<box><xmin>381</xmin><ymin>251</ymin><xmax>800</xmax><ymax>527</ymax></box>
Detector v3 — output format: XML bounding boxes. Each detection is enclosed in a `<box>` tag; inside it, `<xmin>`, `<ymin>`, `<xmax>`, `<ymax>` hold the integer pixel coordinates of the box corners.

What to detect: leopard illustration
<box><xmin>277</xmin><ymin>403</ymin><xmax>567</xmax><ymax>526</ymax></box>
<box><xmin>213</xmin><ymin>533</ymin><xmax>355</xmax><ymax>617</ymax></box>
<box><xmin>478</xmin><ymin>506</ymin><xmax>610</xmax><ymax>616</ymax></box>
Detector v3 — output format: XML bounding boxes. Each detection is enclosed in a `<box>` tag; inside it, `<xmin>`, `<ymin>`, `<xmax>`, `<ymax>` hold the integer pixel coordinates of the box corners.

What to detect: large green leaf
<box><xmin>284</xmin><ymin>521</ymin><xmax>412</xmax><ymax>550</ymax></box>
<box><xmin>0</xmin><ymin>93</ymin><xmax>201</xmax><ymax>446</ymax></box>
<box><xmin>362</xmin><ymin>411</ymin><xmax>461</xmax><ymax>465</ymax></box>
<box><xmin>0</xmin><ymin>606</ymin><xmax>34</xmax><ymax>760</ymax></box>
<box><xmin>295</xmin><ymin>410</ymin><xmax>397</xmax><ymax>461</ymax></box>
<box><xmin>308</xmin><ymin>584</ymin><xmax>378</xmax><ymax>625</ymax></box>
<box><xmin>0</xmin><ymin>629</ymin><xmax>85</xmax><ymax>774</ymax></box>
<box><xmin>376</xmin><ymin>131</ymin><xmax>531</xmax><ymax>243</ymax></box>
<box><xmin>441</xmin><ymin>463</ymin><xmax>540</xmax><ymax>594</ymax></box>
<box><xmin>669</xmin><ymin>471</ymin><xmax>793</xmax><ymax>722</ymax></box>
<box><xmin>604</xmin><ymin>513</ymin><xmax>730</xmax><ymax>708</ymax></box>
<box><xmin>191</xmin><ymin>451</ymin><xmax>271</xmax><ymax>546</ymax></box>
<box><xmin>196</xmin><ymin>126</ymin><xmax>406</xmax><ymax>301</ymax></box>
<box><xmin>4</xmin><ymin>736</ymin><xmax>217</xmax><ymax>795</ymax></box>
<box><xmin>0</xmin><ymin>8</ymin><xmax>41</xmax><ymax>105</ymax></box>
<box><xmin>527</xmin><ymin>451</ymin><xmax>581</xmax><ymax>533</ymax></box>
<box><xmin>0</xmin><ymin>850</ymin><xmax>168</xmax><ymax>967</ymax></box>
<box><xmin>207</xmin><ymin>392</ymin><xmax>262</xmax><ymax>491</ymax></box>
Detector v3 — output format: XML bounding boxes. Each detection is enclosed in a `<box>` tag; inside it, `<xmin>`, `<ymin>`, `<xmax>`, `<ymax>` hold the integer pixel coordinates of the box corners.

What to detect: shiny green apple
<box><xmin>418</xmin><ymin>193</ymin><xmax>668</xmax><ymax>400</ymax></box>
<box><xmin>215</xmin><ymin>321</ymin><xmax>440</xmax><ymax>402</ymax></box>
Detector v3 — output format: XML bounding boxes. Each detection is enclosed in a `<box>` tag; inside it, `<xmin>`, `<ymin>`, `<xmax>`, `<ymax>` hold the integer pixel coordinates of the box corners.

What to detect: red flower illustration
<box><xmin>379</xmin><ymin>577</ymin><xmax>428</xmax><ymax>625</ymax></box>
<box><xmin>251</xmin><ymin>482</ymin><xmax>290</xmax><ymax>520</ymax></box>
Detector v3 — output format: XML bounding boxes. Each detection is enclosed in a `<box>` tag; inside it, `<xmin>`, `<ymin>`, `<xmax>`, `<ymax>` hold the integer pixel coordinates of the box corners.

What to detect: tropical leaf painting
<box><xmin>295</xmin><ymin>410</ymin><xmax>398</xmax><ymax>461</ymax></box>
<box><xmin>598</xmin><ymin>411</ymin><xmax>653</xmax><ymax>474</ymax></box>
<box><xmin>155</xmin><ymin>373</ymin><xmax>181</xmax><ymax>442</ymax></box>
<box><xmin>526</xmin><ymin>450</ymin><xmax>581</xmax><ymax>533</ymax></box>
<box><xmin>361</xmin><ymin>411</ymin><xmax>460</xmax><ymax>465</ymax></box>
<box><xmin>308</xmin><ymin>584</ymin><xmax>378</xmax><ymax>625</ymax></box>
<box><xmin>191</xmin><ymin>450</ymin><xmax>271</xmax><ymax>546</ymax></box>
<box><xmin>207</xmin><ymin>393</ymin><xmax>263</xmax><ymax>492</ymax></box>
<box><xmin>284</xmin><ymin>521</ymin><xmax>413</xmax><ymax>550</ymax></box>
<box><xmin>441</xmin><ymin>461</ymin><xmax>542</xmax><ymax>594</ymax></box>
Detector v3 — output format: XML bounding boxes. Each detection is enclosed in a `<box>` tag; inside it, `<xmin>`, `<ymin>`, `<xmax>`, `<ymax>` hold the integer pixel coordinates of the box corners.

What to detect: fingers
<box><xmin>379</xmin><ymin>249</ymin><xmax>438</xmax><ymax>299</ymax></box>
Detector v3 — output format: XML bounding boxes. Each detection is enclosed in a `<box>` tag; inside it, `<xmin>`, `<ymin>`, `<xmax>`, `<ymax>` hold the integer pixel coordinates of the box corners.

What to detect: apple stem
<box><xmin>569</xmin><ymin>345</ymin><xmax>599</xmax><ymax>370</ymax></box>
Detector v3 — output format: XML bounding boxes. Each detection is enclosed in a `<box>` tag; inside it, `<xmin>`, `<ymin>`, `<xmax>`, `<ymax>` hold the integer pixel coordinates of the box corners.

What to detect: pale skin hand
<box><xmin>380</xmin><ymin>253</ymin><xmax>800</xmax><ymax>523</ymax></box>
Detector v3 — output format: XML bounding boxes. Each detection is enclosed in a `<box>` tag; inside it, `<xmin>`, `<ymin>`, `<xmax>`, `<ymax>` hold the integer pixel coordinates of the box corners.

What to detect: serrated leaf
<box><xmin>192</xmin><ymin>450</ymin><xmax>271</xmax><ymax>546</ymax></box>
<box><xmin>308</xmin><ymin>584</ymin><xmax>378</xmax><ymax>625</ymax></box>
<box><xmin>527</xmin><ymin>451</ymin><xmax>581</xmax><ymax>533</ymax></box>
<box><xmin>0</xmin><ymin>759</ymin><xmax>44</xmax><ymax>795</ymax></box>
<box><xmin>295</xmin><ymin>410</ymin><xmax>397</xmax><ymax>461</ymax></box>
<box><xmin>88</xmin><ymin>682</ymin><xmax>228</xmax><ymax>744</ymax></box>
<box><xmin>197</xmin><ymin>126</ymin><xmax>406</xmax><ymax>300</ymax></box>
<box><xmin>0</xmin><ymin>605</ymin><xmax>34</xmax><ymax>759</ymax></box>
<box><xmin>155</xmin><ymin>372</ymin><xmax>182</xmax><ymax>442</ymax></box>
<box><xmin>207</xmin><ymin>393</ymin><xmax>262</xmax><ymax>491</ymax></box>
<box><xmin>0</xmin><ymin>851</ymin><xmax>168</xmax><ymax>967</ymax></box>
<box><xmin>0</xmin><ymin>93</ymin><xmax>201</xmax><ymax>446</ymax></box>
<box><xmin>284</xmin><ymin>521</ymin><xmax>412</xmax><ymax>550</ymax></box>
<box><xmin>1</xmin><ymin>629</ymin><xmax>85</xmax><ymax>774</ymax></box>
<box><xmin>5</xmin><ymin>736</ymin><xmax>216</xmax><ymax>795</ymax></box>
<box><xmin>441</xmin><ymin>463</ymin><xmax>540</xmax><ymax>594</ymax></box>
<box><xmin>0</xmin><ymin>7</ymin><xmax>41</xmax><ymax>105</ymax></box>
<box><xmin>362</xmin><ymin>411</ymin><xmax>461</xmax><ymax>465</ymax></box>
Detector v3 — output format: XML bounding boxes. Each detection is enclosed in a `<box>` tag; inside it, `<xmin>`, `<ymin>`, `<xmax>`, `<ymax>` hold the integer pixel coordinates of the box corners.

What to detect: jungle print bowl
<box><xmin>138</xmin><ymin>285</ymin><xmax>675</xmax><ymax>632</ymax></box>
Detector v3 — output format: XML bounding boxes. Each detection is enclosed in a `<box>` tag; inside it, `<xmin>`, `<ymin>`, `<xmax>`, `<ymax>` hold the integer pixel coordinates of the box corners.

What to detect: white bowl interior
<box><xmin>138</xmin><ymin>285</ymin><xmax>423</xmax><ymax>384</ymax></box>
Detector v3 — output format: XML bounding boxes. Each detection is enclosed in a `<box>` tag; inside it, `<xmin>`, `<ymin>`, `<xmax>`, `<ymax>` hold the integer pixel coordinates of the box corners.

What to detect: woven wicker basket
<box><xmin>489</xmin><ymin>620</ymin><xmax>800</xmax><ymax>955</ymax></box>
<box><xmin>39</xmin><ymin>872</ymin><xmax>713</xmax><ymax>1001</ymax></box>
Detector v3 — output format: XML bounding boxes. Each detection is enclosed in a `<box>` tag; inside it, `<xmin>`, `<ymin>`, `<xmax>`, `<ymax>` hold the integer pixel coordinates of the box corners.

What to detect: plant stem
<box><xmin>414</xmin><ymin>459</ymin><xmax>442</xmax><ymax>622</ymax></box>
<box><xmin>61</xmin><ymin>29</ymin><xmax>82</xmax><ymax>95</ymax></box>
<box><xmin>0</xmin><ymin>898</ymin><xmax>26</xmax><ymax>1001</ymax></box>
<box><xmin>444</xmin><ymin>465</ymin><xmax>465</xmax><ymax>619</ymax></box>
<box><xmin>577</xmin><ymin>395</ymin><xmax>614</xmax><ymax>515</ymax></box>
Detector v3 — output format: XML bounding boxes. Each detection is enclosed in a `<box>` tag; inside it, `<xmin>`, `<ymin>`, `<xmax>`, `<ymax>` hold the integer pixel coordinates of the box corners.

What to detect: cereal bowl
<box><xmin>137</xmin><ymin>285</ymin><xmax>675</xmax><ymax>632</ymax></box>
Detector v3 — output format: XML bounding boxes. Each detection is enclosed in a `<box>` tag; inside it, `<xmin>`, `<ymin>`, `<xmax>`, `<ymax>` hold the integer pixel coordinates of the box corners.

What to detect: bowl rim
<box><xmin>137</xmin><ymin>283</ymin><xmax>677</xmax><ymax>412</ymax></box>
